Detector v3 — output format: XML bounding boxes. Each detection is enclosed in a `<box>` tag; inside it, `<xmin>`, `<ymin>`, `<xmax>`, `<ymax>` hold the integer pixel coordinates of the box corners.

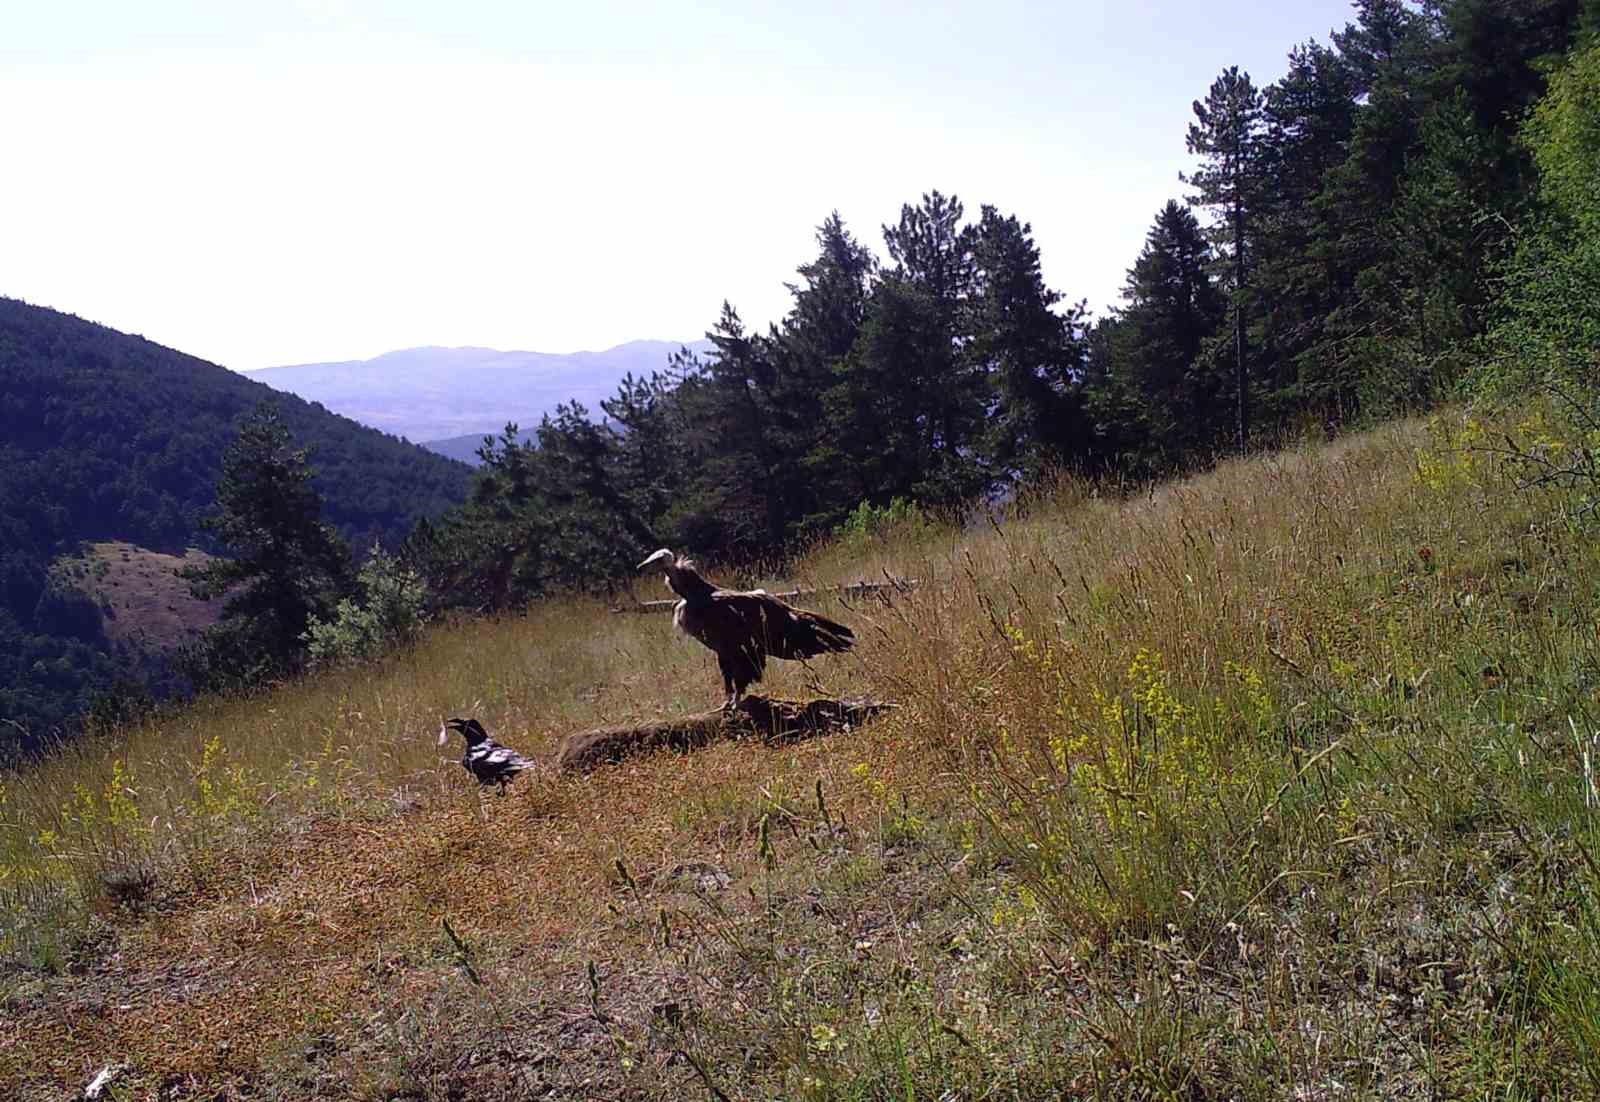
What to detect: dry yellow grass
<box><xmin>2</xmin><ymin>542</ymin><xmax>923</xmax><ymax>1095</ymax></box>
<box><xmin>5</xmin><ymin>406</ymin><xmax>1600</xmax><ymax>1098</ymax></box>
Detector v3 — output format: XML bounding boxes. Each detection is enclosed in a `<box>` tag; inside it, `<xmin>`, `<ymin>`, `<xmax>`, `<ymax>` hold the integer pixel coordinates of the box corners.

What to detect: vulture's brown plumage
<box><xmin>637</xmin><ymin>548</ymin><xmax>855</xmax><ymax>709</ymax></box>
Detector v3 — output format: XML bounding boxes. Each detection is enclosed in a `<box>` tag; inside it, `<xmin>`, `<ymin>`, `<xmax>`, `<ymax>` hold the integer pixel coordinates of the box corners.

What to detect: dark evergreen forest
<box><xmin>412</xmin><ymin>0</ymin><xmax>1600</xmax><ymax>610</ymax></box>
<box><xmin>0</xmin><ymin>298</ymin><xmax>472</xmax><ymax>750</ymax></box>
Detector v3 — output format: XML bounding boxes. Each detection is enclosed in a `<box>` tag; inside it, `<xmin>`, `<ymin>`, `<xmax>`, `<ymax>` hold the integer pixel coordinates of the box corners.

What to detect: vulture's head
<box><xmin>637</xmin><ymin>547</ymin><xmax>676</xmax><ymax>573</ymax></box>
<box><xmin>438</xmin><ymin>717</ymin><xmax>489</xmax><ymax>747</ymax></box>
<box><xmin>638</xmin><ymin>547</ymin><xmax>714</xmax><ymax>600</ymax></box>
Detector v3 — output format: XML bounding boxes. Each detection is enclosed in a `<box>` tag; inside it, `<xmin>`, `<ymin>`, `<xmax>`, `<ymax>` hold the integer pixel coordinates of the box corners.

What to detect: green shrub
<box><xmin>1481</xmin><ymin>40</ymin><xmax>1600</xmax><ymax>397</ymax></box>
<box><xmin>303</xmin><ymin>546</ymin><xmax>429</xmax><ymax>667</ymax></box>
<box><xmin>834</xmin><ymin>497</ymin><xmax>926</xmax><ymax>551</ymax></box>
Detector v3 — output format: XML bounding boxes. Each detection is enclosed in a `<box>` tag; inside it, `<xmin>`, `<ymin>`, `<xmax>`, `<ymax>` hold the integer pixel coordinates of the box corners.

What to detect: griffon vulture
<box><xmin>637</xmin><ymin>548</ymin><xmax>855</xmax><ymax>710</ymax></box>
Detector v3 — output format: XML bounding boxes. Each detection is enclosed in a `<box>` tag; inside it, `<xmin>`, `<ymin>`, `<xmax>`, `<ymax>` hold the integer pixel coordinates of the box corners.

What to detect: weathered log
<box><xmin>612</xmin><ymin>578</ymin><xmax>918</xmax><ymax>614</ymax></box>
<box><xmin>555</xmin><ymin>695</ymin><xmax>894</xmax><ymax>773</ymax></box>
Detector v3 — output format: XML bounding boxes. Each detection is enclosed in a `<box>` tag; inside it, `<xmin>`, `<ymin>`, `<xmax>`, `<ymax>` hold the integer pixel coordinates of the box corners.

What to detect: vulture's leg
<box><xmin>718</xmin><ymin>657</ymin><xmax>739</xmax><ymax>712</ymax></box>
<box><xmin>730</xmin><ymin>661</ymin><xmax>757</xmax><ymax>711</ymax></box>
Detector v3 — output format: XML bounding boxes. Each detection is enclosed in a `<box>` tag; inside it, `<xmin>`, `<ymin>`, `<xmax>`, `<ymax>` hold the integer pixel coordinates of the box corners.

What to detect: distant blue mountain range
<box><xmin>247</xmin><ymin>339</ymin><xmax>712</xmax><ymax>465</ymax></box>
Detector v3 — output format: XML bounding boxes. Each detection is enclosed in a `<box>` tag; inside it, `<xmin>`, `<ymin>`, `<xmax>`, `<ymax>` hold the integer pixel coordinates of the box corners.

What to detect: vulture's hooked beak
<box><xmin>637</xmin><ymin>548</ymin><xmax>674</xmax><ymax>571</ymax></box>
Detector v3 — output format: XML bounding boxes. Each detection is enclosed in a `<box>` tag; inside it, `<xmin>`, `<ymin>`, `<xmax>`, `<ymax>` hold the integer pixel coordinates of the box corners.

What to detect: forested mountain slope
<box><xmin>0</xmin><ymin>297</ymin><xmax>473</xmax><ymax>749</ymax></box>
<box><xmin>0</xmin><ymin>297</ymin><xmax>471</xmax><ymax>559</ymax></box>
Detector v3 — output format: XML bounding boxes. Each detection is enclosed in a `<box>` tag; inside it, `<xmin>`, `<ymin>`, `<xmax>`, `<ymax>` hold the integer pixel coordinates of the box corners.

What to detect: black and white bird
<box><xmin>438</xmin><ymin>717</ymin><xmax>534</xmax><ymax>793</ymax></box>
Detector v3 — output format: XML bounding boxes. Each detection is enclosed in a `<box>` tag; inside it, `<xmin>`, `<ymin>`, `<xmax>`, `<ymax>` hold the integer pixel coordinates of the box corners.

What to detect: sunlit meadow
<box><xmin>5</xmin><ymin>402</ymin><xmax>1600</xmax><ymax>1099</ymax></box>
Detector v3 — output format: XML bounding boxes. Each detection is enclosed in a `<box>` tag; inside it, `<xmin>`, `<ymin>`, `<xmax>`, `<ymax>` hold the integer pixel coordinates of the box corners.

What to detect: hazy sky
<box><xmin>2</xmin><ymin>1</ymin><xmax>1359</xmax><ymax>370</ymax></box>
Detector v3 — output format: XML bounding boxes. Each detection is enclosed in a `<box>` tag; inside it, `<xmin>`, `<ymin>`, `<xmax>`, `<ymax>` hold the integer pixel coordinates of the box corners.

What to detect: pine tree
<box><xmin>1383</xmin><ymin>90</ymin><xmax>1500</xmax><ymax>395</ymax></box>
<box><xmin>1310</xmin><ymin>0</ymin><xmax>1444</xmax><ymax>409</ymax></box>
<box><xmin>182</xmin><ymin>403</ymin><xmax>353</xmax><ymax>688</ymax></box>
<box><xmin>804</xmin><ymin>195</ymin><xmax>997</xmax><ymax>519</ymax></box>
<box><xmin>683</xmin><ymin>303</ymin><xmax>790</xmax><ymax>554</ymax></box>
<box><xmin>1434</xmin><ymin>0</ymin><xmax>1592</xmax><ymax>162</ymax></box>
<box><xmin>823</xmin><ymin>277</ymin><xmax>950</xmax><ymax>507</ymax></box>
<box><xmin>1254</xmin><ymin>42</ymin><xmax>1358</xmax><ymax>417</ymax></box>
<box><xmin>533</xmin><ymin>402</ymin><xmax>658</xmax><ymax>588</ymax></box>
<box><xmin>779</xmin><ymin>214</ymin><xmax>876</xmax><ymax>528</ymax></box>
<box><xmin>882</xmin><ymin>190</ymin><xmax>976</xmax><ymax>320</ymax></box>
<box><xmin>601</xmin><ymin>364</ymin><xmax>695</xmax><ymax>541</ymax></box>
<box><xmin>1184</xmin><ymin>66</ymin><xmax>1266</xmax><ymax>449</ymax></box>
<box><xmin>970</xmin><ymin>205</ymin><xmax>1087</xmax><ymax>478</ymax></box>
<box><xmin>885</xmin><ymin>192</ymin><xmax>989</xmax><ymax>474</ymax></box>
<box><xmin>1115</xmin><ymin>201</ymin><xmax>1229</xmax><ymax>461</ymax></box>
<box><xmin>406</xmin><ymin>423</ymin><xmax>552</xmax><ymax>611</ymax></box>
<box><xmin>1331</xmin><ymin>0</ymin><xmax>1432</xmax><ymax>98</ymax></box>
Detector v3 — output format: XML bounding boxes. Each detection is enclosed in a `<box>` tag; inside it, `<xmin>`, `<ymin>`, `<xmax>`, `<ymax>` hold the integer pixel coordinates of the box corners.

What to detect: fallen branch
<box><xmin>612</xmin><ymin>577</ymin><xmax>919</xmax><ymax>614</ymax></box>
<box><xmin>555</xmin><ymin>695</ymin><xmax>895</xmax><ymax>773</ymax></box>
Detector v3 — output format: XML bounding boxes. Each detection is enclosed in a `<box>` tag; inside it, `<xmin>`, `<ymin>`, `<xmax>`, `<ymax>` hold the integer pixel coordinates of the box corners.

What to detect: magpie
<box><xmin>438</xmin><ymin>717</ymin><xmax>533</xmax><ymax>793</ymax></box>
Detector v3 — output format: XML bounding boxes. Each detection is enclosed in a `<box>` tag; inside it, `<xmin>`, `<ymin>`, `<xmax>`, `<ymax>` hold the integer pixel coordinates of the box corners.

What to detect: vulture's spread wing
<box><xmin>717</xmin><ymin>590</ymin><xmax>855</xmax><ymax>661</ymax></box>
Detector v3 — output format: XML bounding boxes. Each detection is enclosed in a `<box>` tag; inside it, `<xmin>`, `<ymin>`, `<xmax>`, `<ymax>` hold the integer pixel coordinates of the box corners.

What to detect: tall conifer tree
<box><xmin>182</xmin><ymin>403</ymin><xmax>353</xmax><ymax>686</ymax></box>
<box><xmin>1119</xmin><ymin>201</ymin><xmax>1229</xmax><ymax>459</ymax></box>
<box><xmin>1185</xmin><ymin>67</ymin><xmax>1266</xmax><ymax>449</ymax></box>
<box><xmin>970</xmin><ymin>206</ymin><xmax>1086</xmax><ymax>478</ymax></box>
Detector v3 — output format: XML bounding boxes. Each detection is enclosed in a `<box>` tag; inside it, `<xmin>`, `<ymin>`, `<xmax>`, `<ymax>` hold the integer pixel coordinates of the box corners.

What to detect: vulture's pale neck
<box><xmin>666</xmin><ymin>560</ymin><xmax>718</xmax><ymax>602</ymax></box>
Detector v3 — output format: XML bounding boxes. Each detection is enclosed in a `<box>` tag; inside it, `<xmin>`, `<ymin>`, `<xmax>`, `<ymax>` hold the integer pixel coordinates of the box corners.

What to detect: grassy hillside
<box><xmin>4</xmin><ymin>405</ymin><xmax>1600</xmax><ymax>1098</ymax></box>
